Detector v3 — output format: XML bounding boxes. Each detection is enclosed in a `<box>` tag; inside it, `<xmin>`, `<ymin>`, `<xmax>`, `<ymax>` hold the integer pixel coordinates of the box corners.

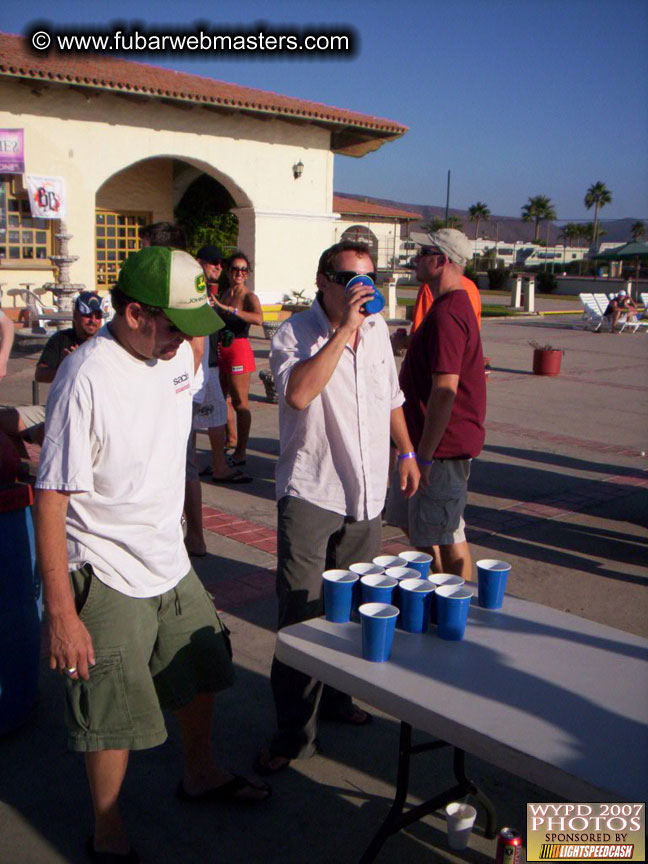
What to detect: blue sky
<box><xmin>6</xmin><ymin>0</ymin><xmax>647</xmax><ymax>220</ymax></box>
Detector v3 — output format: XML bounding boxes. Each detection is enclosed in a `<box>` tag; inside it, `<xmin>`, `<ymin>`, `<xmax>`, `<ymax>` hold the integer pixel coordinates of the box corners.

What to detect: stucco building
<box><xmin>0</xmin><ymin>32</ymin><xmax>407</xmax><ymax>308</ymax></box>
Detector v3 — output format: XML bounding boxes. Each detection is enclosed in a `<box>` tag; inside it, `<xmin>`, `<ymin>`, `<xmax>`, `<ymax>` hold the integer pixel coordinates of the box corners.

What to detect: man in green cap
<box><xmin>34</xmin><ymin>247</ymin><xmax>270</xmax><ymax>863</ymax></box>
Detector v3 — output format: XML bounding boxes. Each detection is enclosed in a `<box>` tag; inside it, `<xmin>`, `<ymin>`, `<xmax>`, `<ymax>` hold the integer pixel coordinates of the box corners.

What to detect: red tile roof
<box><xmin>333</xmin><ymin>195</ymin><xmax>420</xmax><ymax>220</ymax></box>
<box><xmin>0</xmin><ymin>32</ymin><xmax>407</xmax><ymax>157</ymax></box>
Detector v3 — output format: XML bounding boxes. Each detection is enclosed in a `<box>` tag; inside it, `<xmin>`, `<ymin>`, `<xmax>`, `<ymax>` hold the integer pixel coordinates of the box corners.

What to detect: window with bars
<box><xmin>95</xmin><ymin>209</ymin><xmax>150</xmax><ymax>287</ymax></box>
<box><xmin>0</xmin><ymin>175</ymin><xmax>53</xmax><ymax>262</ymax></box>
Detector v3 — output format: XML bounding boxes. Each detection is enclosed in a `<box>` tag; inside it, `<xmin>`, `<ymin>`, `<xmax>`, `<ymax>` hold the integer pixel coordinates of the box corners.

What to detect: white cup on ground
<box><xmin>445</xmin><ymin>801</ymin><xmax>477</xmax><ymax>850</ymax></box>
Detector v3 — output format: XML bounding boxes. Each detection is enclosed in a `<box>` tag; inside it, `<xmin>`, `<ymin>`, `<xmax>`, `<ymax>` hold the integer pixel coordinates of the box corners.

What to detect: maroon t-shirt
<box><xmin>400</xmin><ymin>289</ymin><xmax>486</xmax><ymax>459</ymax></box>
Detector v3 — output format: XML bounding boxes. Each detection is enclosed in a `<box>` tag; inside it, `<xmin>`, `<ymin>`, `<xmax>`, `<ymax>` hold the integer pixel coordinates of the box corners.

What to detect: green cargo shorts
<box><xmin>64</xmin><ymin>564</ymin><xmax>234</xmax><ymax>752</ymax></box>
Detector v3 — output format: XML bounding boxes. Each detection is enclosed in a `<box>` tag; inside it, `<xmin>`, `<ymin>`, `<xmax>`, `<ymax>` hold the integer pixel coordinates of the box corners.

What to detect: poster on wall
<box><xmin>25</xmin><ymin>175</ymin><xmax>67</xmax><ymax>219</ymax></box>
<box><xmin>0</xmin><ymin>129</ymin><xmax>24</xmax><ymax>173</ymax></box>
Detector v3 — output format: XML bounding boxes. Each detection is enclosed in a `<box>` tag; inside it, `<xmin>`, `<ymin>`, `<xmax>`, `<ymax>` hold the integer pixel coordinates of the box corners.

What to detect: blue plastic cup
<box><xmin>427</xmin><ymin>573</ymin><xmax>465</xmax><ymax>623</ymax></box>
<box><xmin>373</xmin><ymin>554</ymin><xmax>406</xmax><ymax>570</ymax></box>
<box><xmin>398</xmin><ymin>578</ymin><xmax>435</xmax><ymax>633</ymax></box>
<box><xmin>359</xmin><ymin>603</ymin><xmax>399</xmax><ymax>662</ymax></box>
<box><xmin>435</xmin><ymin>585</ymin><xmax>472</xmax><ymax>641</ymax></box>
<box><xmin>383</xmin><ymin>567</ymin><xmax>419</xmax><ymax>610</ymax></box>
<box><xmin>384</xmin><ymin>566</ymin><xmax>420</xmax><ymax>582</ymax></box>
<box><xmin>346</xmin><ymin>273</ymin><xmax>386</xmax><ymax>316</ymax></box>
<box><xmin>398</xmin><ymin>550</ymin><xmax>433</xmax><ymax>579</ymax></box>
<box><xmin>322</xmin><ymin>570</ymin><xmax>358</xmax><ymax>623</ymax></box>
<box><xmin>361</xmin><ymin>574</ymin><xmax>398</xmax><ymax>605</ymax></box>
<box><xmin>476</xmin><ymin>559</ymin><xmax>511</xmax><ymax>609</ymax></box>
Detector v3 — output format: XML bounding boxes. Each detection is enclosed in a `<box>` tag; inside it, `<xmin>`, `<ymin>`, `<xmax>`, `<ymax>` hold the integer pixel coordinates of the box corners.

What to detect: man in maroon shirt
<box><xmin>386</xmin><ymin>229</ymin><xmax>486</xmax><ymax>579</ymax></box>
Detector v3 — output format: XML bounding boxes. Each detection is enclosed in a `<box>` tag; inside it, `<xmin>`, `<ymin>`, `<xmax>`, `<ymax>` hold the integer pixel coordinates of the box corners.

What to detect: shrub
<box><xmin>536</xmin><ymin>272</ymin><xmax>558</xmax><ymax>293</ymax></box>
<box><xmin>487</xmin><ymin>268</ymin><xmax>510</xmax><ymax>290</ymax></box>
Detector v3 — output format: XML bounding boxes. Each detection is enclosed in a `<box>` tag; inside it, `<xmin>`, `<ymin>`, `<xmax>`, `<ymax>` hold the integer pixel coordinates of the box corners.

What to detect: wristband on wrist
<box><xmin>232</xmin><ymin>307</ymin><xmax>238</xmax><ymax>315</ymax></box>
<box><xmin>417</xmin><ymin>456</ymin><xmax>435</xmax><ymax>466</ymax></box>
<box><xmin>397</xmin><ymin>451</ymin><xmax>416</xmax><ymax>461</ymax></box>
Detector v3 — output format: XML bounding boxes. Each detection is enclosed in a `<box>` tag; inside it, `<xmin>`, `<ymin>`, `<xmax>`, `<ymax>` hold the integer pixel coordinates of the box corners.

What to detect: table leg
<box><xmin>358</xmin><ymin>723</ymin><xmax>497</xmax><ymax>863</ymax></box>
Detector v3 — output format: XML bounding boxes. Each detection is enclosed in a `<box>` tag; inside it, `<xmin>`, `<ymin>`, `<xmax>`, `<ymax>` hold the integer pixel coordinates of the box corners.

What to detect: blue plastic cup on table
<box><xmin>384</xmin><ymin>566</ymin><xmax>420</xmax><ymax>610</ymax></box>
<box><xmin>427</xmin><ymin>573</ymin><xmax>465</xmax><ymax>624</ymax></box>
<box><xmin>350</xmin><ymin>563</ymin><xmax>385</xmax><ymax>618</ymax></box>
<box><xmin>398</xmin><ymin>550</ymin><xmax>433</xmax><ymax>579</ymax></box>
<box><xmin>476</xmin><ymin>559</ymin><xmax>511</xmax><ymax>609</ymax></box>
<box><xmin>346</xmin><ymin>273</ymin><xmax>386</xmax><ymax>316</ymax></box>
<box><xmin>359</xmin><ymin>602</ymin><xmax>399</xmax><ymax>662</ymax></box>
<box><xmin>361</xmin><ymin>574</ymin><xmax>398</xmax><ymax>605</ymax></box>
<box><xmin>373</xmin><ymin>554</ymin><xmax>406</xmax><ymax>571</ymax></box>
<box><xmin>322</xmin><ymin>570</ymin><xmax>358</xmax><ymax>623</ymax></box>
<box><xmin>398</xmin><ymin>578</ymin><xmax>435</xmax><ymax>633</ymax></box>
<box><xmin>435</xmin><ymin>584</ymin><xmax>472</xmax><ymax>641</ymax></box>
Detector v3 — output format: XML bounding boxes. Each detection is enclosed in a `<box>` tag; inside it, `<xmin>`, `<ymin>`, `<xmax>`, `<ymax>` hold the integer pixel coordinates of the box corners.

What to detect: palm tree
<box><xmin>521</xmin><ymin>195</ymin><xmax>557</xmax><ymax>242</ymax></box>
<box><xmin>584</xmin><ymin>181</ymin><xmax>612</xmax><ymax>248</ymax></box>
<box><xmin>630</xmin><ymin>220</ymin><xmax>646</xmax><ymax>242</ymax></box>
<box><xmin>468</xmin><ymin>202</ymin><xmax>491</xmax><ymax>239</ymax></box>
<box><xmin>421</xmin><ymin>214</ymin><xmax>464</xmax><ymax>233</ymax></box>
<box><xmin>559</xmin><ymin>223</ymin><xmax>580</xmax><ymax>247</ymax></box>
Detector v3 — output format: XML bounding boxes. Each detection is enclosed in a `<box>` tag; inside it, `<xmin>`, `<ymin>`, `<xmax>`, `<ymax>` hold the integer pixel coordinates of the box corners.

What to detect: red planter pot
<box><xmin>532</xmin><ymin>348</ymin><xmax>562</xmax><ymax>376</ymax></box>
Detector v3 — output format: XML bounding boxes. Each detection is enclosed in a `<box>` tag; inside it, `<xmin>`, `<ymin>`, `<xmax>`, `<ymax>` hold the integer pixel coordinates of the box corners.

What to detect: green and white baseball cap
<box><xmin>117</xmin><ymin>246</ymin><xmax>224</xmax><ymax>336</ymax></box>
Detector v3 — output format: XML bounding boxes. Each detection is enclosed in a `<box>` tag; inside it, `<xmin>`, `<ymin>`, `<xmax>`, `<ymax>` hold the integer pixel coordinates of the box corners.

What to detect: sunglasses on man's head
<box><xmin>325</xmin><ymin>270</ymin><xmax>377</xmax><ymax>286</ymax></box>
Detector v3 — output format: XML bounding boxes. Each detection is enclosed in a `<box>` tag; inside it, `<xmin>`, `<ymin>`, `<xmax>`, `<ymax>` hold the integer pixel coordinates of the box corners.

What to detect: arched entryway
<box><xmin>94</xmin><ymin>156</ymin><xmax>252</xmax><ymax>288</ymax></box>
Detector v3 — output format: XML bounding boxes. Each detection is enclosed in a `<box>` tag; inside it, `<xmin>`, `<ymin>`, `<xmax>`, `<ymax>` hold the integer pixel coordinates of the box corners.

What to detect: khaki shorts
<box><xmin>65</xmin><ymin>565</ymin><xmax>234</xmax><ymax>752</ymax></box>
<box><xmin>385</xmin><ymin>459</ymin><xmax>471</xmax><ymax>547</ymax></box>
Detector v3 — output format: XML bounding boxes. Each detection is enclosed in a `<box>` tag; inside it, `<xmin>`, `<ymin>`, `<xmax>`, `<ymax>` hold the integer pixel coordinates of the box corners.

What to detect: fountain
<box><xmin>42</xmin><ymin>220</ymin><xmax>86</xmax><ymax>311</ymax></box>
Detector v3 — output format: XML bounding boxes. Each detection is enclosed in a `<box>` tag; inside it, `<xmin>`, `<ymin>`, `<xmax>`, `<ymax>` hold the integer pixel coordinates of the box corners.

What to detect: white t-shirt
<box><xmin>36</xmin><ymin>326</ymin><xmax>194</xmax><ymax>598</ymax></box>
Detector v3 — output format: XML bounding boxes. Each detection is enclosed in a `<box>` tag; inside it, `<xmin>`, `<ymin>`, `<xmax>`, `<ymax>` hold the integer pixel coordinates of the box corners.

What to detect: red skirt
<box><xmin>217</xmin><ymin>337</ymin><xmax>256</xmax><ymax>375</ymax></box>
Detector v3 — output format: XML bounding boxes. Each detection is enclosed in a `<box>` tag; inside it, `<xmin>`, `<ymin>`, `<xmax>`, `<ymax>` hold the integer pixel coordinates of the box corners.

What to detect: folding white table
<box><xmin>276</xmin><ymin>595</ymin><xmax>648</xmax><ymax>862</ymax></box>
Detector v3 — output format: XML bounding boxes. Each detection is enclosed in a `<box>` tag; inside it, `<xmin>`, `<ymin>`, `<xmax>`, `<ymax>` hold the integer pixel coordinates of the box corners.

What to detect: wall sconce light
<box><xmin>293</xmin><ymin>160</ymin><xmax>304</xmax><ymax>180</ymax></box>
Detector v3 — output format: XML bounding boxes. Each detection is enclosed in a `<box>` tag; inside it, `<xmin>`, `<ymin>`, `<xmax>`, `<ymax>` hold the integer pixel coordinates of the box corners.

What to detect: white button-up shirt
<box><xmin>270</xmin><ymin>299</ymin><xmax>404</xmax><ymax>521</ymax></box>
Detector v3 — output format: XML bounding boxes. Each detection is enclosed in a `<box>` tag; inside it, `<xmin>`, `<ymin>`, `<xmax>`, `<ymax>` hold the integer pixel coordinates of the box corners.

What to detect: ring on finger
<box><xmin>64</xmin><ymin>666</ymin><xmax>77</xmax><ymax>676</ymax></box>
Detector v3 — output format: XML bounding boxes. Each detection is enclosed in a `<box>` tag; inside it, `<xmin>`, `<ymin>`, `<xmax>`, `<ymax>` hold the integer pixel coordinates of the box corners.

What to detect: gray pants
<box><xmin>270</xmin><ymin>495</ymin><xmax>382</xmax><ymax>758</ymax></box>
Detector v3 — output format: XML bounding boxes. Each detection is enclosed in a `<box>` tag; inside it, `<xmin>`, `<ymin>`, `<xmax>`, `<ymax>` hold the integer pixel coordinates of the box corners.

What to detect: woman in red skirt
<box><xmin>209</xmin><ymin>251</ymin><xmax>263</xmax><ymax>466</ymax></box>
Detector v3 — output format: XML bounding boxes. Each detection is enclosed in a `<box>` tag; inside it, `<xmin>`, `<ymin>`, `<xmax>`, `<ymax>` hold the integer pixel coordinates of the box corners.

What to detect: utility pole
<box><xmin>445</xmin><ymin>170</ymin><xmax>451</xmax><ymax>226</ymax></box>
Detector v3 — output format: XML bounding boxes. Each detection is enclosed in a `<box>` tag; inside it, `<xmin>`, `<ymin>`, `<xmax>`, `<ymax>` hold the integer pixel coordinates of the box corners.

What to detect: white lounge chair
<box><xmin>578</xmin><ymin>293</ymin><xmax>610</xmax><ymax>331</ymax></box>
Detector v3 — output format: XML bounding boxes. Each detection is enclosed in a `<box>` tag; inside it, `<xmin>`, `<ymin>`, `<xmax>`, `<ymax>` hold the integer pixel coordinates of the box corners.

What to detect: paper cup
<box><xmin>428</xmin><ymin>573</ymin><xmax>465</xmax><ymax>623</ymax></box>
<box><xmin>398</xmin><ymin>550</ymin><xmax>433</xmax><ymax>578</ymax></box>
<box><xmin>476</xmin><ymin>559</ymin><xmax>511</xmax><ymax>609</ymax></box>
<box><xmin>359</xmin><ymin>602</ymin><xmax>399</xmax><ymax>662</ymax></box>
<box><xmin>435</xmin><ymin>585</ymin><xmax>472</xmax><ymax>641</ymax></box>
<box><xmin>373</xmin><ymin>554</ymin><xmax>406</xmax><ymax>570</ymax></box>
<box><xmin>445</xmin><ymin>801</ymin><xmax>477</xmax><ymax>849</ymax></box>
<box><xmin>398</xmin><ymin>578</ymin><xmax>435</xmax><ymax>633</ymax></box>
<box><xmin>322</xmin><ymin>570</ymin><xmax>358</xmax><ymax>623</ymax></box>
<box><xmin>361</xmin><ymin>574</ymin><xmax>398</xmax><ymax>605</ymax></box>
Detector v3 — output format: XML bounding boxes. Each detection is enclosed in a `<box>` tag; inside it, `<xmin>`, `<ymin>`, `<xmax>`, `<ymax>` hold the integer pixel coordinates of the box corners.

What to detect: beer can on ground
<box><xmin>496</xmin><ymin>828</ymin><xmax>522</xmax><ymax>864</ymax></box>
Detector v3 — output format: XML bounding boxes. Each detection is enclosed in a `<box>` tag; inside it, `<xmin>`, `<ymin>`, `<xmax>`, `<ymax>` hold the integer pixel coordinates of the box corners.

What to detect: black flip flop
<box><xmin>211</xmin><ymin>470</ymin><xmax>252</xmax><ymax>484</ymax></box>
<box><xmin>176</xmin><ymin>776</ymin><xmax>271</xmax><ymax>804</ymax></box>
<box><xmin>85</xmin><ymin>838</ymin><xmax>140</xmax><ymax>864</ymax></box>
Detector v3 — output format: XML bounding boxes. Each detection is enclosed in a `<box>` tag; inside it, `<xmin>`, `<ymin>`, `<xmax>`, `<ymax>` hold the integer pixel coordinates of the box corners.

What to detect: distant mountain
<box><xmin>334</xmin><ymin>192</ymin><xmax>644</xmax><ymax>245</ymax></box>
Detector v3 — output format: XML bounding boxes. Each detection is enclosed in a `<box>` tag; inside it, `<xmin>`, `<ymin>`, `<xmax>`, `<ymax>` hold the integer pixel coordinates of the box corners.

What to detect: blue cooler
<box><xmin>0</xmin><ymin>484</ymin><xmax>42</xmax><ymax>736</ymax></box>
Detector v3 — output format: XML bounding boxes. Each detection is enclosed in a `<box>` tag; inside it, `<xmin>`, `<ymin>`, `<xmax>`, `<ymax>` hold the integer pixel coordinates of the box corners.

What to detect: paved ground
<box><xmin>1</xmin><ymin>311</ymin><xmax>646</xmax><ymax>864</ymax></box>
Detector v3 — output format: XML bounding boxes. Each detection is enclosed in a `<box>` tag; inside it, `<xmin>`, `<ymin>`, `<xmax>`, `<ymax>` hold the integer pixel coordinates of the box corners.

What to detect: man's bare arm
<box><xmin>0</xmin><ymin>313</ymin><xmax>15</xmax><ymax>379</ymax></box>
<box><xmin>34</xmin><ymin>489</ymin><xmax>95</xmax><ymax>679</ymax></box>
<box><xmin>389</xmin><ymin>406</ymin><xmax>420</xmax><ymax>498</ymax></box>
<box><xmin>417</xmin><ymin>373</ymin><xmax>459</xmax><ymax>486</ymax></box>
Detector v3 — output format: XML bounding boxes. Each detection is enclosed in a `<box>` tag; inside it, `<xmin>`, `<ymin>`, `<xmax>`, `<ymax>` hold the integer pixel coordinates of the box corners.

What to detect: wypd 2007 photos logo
<box><xmin>527</xmin><ymin>803</ymin><xmax>645</xmax><ymax>861</ymax></box>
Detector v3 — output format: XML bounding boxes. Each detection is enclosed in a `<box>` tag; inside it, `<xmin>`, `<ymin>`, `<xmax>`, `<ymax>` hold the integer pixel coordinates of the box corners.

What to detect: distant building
<box><xmin>0</xmin><ymin>33</ymin><xmax>407</xmax><ymax>307</ymax></box>
<box><xmin>332</xmin><ymin>196</ymin><xmax>420</xmax><ymax>272</ymax></box>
